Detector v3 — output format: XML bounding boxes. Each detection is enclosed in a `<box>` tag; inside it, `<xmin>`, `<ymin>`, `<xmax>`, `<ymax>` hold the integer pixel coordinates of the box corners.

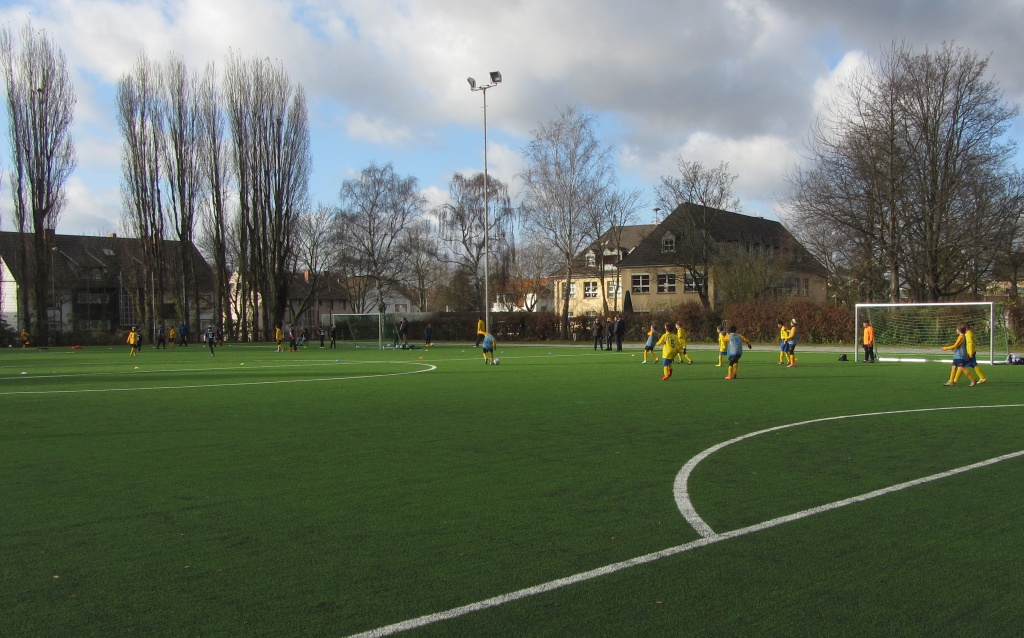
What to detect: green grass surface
<box><xmin>2</xmin><ymin>341</ymin><xmax>1022</xmax><ymax>637</ymax></box>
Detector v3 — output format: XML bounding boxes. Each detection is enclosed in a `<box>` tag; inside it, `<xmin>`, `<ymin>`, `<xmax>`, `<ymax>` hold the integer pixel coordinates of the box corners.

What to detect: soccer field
<box><xmin>3</xmin><ymin>342</ymin><xmax>1023</xmax><ymax>637</ymax></box>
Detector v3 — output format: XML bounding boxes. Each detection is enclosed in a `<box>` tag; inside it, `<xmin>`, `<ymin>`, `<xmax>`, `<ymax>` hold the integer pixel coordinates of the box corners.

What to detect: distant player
<box><xmin>274</xmin><ymin>324</ymin><xmax>284</xmax><ymax>353</ymax></box>
<box><xmin>205</xmin><ymin>326</ymin><xmax>216</xmax><ymax>357</ymax></box>
<box><xmin>481</xmin><ymin>332</ymin><xmax>496</xmax><ymax>365</ymax></box>
<box><xmin>642</xmin><ymin>324</ymin><xmax>657</xmax><ymax>364</ymax></box>
<box><xmin>675</xmin><ymin>321</ymin><xmax>694</xmax><ymax>364</ymax></box>
<box><xmin>716</xmin><ymin>326</ymin><xmax>728</xmax><ymax>367</ymax></box>
<box><xmin>318</xmin><ymin>326</ymin><xmax>326</xmax><ymax>349</ymax></box>
<box><xmin>942</xmin><ymin>324</ymin><xmax>975</xmax><ymax>386</ymax></box>
<box><xmin>168</xmin><ymin>325</ymin><xmax>177</xmax><ymax>349</ymax></box>
<box><xmin>777</xmin><ymin>320</ymin><xmax>788</xmax><ymax>365</ymax></box>
<box><xmin>156</xmin><ymin>325</ymin><xmax>166</xmax><ymax>349</ymax></box>
<box><xmin>424</xmin><ymin>323</ymin><xmax>433</xmax><ymax>347</ymax></box>
<box><xmin>475</xmin><ymin>317</ymin><xmax>486</xmax><ymax>347</ymax></box>
<box><xmin>127</xmin><ymin>326</ymin><xmax>140</xmax><ymax>357</ymax></box>
<box><xmin>961</xmin><ymin>322</ymin><xmax>987</xmax><ymax>385</ymax></box>
<box><xmin>655</xmin><ymin>323</ymin><xmax>680</xmax><ymax>381</ymax></box>
<box><xmin>724</xmin><ymin>325</ymin><xmax>752</xmax><ymax>380</ymax></box>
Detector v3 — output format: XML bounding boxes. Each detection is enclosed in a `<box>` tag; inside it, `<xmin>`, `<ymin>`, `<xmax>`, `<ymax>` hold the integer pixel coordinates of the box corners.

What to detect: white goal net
<box><xmin>854</xmin><ymin>302</ymin><xmax>1008</xmax><ymax>364</ymax></box>
<box><xmin>331</xmin><ymin>313</ymin><xmax>401</xmax><ymax>349</ymax></box>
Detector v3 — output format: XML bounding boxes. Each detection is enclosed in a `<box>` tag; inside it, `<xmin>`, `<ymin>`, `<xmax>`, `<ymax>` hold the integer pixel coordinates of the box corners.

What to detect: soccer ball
<box><xmin>493</xmin><ymin>358</ymin><xmax>500</xmax><ymax>365</ymax></box>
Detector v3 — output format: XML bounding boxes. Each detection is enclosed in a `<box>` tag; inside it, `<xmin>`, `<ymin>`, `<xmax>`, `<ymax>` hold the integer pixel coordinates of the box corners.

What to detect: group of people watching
<box><xmin>591</xmin><ymin>315</ymin><xmax>626</xmax><ymax>352</ymax></box>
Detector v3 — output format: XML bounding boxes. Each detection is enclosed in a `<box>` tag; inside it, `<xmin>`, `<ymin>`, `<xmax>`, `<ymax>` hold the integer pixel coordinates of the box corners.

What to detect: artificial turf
<box><xmin>2</xmin><ymin>341</ymin><xmax>1022</xmax><ymax>636</ymax></box>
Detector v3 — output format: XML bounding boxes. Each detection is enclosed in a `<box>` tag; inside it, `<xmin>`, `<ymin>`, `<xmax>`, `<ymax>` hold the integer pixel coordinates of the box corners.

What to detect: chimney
<box><xmin>304</xmin><ymin>269</ymin><xmax>311</xmax><ymax>282</ymax></box>
<box><xmin>109</xmin><ymin>233</ymin><xmax>118</xmax><ymax>238</ymax></box>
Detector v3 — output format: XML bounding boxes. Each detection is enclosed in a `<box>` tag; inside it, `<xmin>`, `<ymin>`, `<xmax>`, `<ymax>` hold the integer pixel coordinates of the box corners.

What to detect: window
<box><xmin>586</xmin><ymin>252</ymin><xmax>596</xmax><ymax>268</ymax></box>
<box><xmin>802</xmin><ymin>278</ymin><xmax>810</xmax><ymax>297</ymax></box>
<box><xmin>583</xmin><ymin>281</ymin><xmax>598</xmax><ymax>298</ymax></box>
<box><xmin>563</xmin><ymin>282</ymin><xmax>577</xmax><ymax>299</ymax></box>
<box><xmin>631</xmin><ymin>274</ymin><xmax>650</xmax><ymax>294</ymax></box>
<box><xmin>606</xmin><ymin>281</ymin><xmax>621</xmax><ymax>299</ymax></box>
<box><xmin>662</xmin><ymin>235</ymin><xmax>676</xmax><ymax>252</ymax></box>
<box><xmin>395</xmin><ymin>303</ymin><xmax>408</xmax><ymax>313</ymax></box>
<box><xmin>684</xmin><ymin>272</ymin><xmax>702</xmax><ymax>293</ymax></box>
<box><xmin>657</xmin><ymin>273</ymin><xmax>676</xmax><ymax>293</ymax></box>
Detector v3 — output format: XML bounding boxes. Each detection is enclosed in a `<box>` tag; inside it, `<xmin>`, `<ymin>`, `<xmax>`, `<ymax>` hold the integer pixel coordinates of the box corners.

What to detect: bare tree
<box><xmin>117</xmin><ymin>52</ymin><xmax>164</xmax><ymax>335</ymax></box>
<box><xmin>507</xmin><ymin>234</ymin><xmax>560</xmax><ymax>311</ymax></box>
<box><xmin>585</xmin><ymin>186</ymin><xmax>644</xmax><ymax>314</ymax></box>
<box><xmin>1</xmin><ymin>21</ymin><xmax>76</xmax><ymax>343</ymax></box>
<box><xmin>785</xmin><ymin>42</ymin><xmax>1020</xmax><ymax>302</ymax></box>
<box><xmin>338</xmin><ymin>162</ymin><xmax>425</xmax><ymax>314</ymax></box>
<box><xmin>398</xmin><ymin>218</ymin><xmax>445</xmax><ymax>312</ymax></box>
<box><xmin>287</xmin><ymin>202</ymin><xmax>339</xmax><ymax>323</ymax></box>
<box><xmin>224</xmin><ymin>52</ymin><xmax>311</xmax><ymax>339</ymax></box>
<box><xmin>520</xmin><ymin>105</ymin><xmax>614</xmax><ymax>337</ymax></box>
<box><xmin>163</xmin><ymin>53</ymin><xmax>204</xmax><ymax>333</ymax></box>
<box><xmin>655</xmin><ymin>159</ymin><xmax>739</xmax><ymax>307</ymax></box>
<box><xmin>197</xmin><ymin>62</ymin><xmax>233</xmax><ymax>337</ymax></box>
<box><xmin>436</xmin><ymin>171</ymin><xmax>514</xmax><ymax>311</ymax></box>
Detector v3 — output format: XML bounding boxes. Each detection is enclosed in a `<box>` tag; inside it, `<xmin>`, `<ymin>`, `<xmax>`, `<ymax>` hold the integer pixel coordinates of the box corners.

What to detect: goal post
<box><xmin>331</xmin><ymin>313</ymin><xmax>401</xmax><ymax>349</ymax></box>
<box><xmin>854</xmin><ymin>302</ymin><xmax>1008</xmax><ymax>364</ymax></box>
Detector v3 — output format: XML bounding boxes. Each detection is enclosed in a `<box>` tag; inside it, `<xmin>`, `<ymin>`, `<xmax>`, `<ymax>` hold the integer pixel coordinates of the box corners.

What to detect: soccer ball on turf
<box><xmin>493</xmin><ymin>358</ymin><xmax>500</xmax><ymax>365</ymax></box>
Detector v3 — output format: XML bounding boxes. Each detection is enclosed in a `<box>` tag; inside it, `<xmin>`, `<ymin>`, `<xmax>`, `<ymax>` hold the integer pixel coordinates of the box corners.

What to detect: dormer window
<box><xmin>661</xmin><ymin>234</ymin><xmax>676</xmax><ymax>253</ymax></box>
<box><xmin>586</xmin><ymin>251</ymin><xmax>596</xmax><ymax>268</ymax></box>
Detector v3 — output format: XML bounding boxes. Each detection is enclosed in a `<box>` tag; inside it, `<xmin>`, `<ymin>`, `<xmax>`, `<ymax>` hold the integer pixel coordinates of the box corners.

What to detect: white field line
<box><xmin>674</xmin><ymin>404</ymin><xmax>1024</xmax><ymax>537</ymax></box>
<box><xmin>0</xmin><ymin>363</ymin><xmax>437</xmax><ymax>395</ymax></box>
<box><xmin>348</xmin><ymin>404</ymin><xmax>1024</xmax><ymax>638</ymax></box>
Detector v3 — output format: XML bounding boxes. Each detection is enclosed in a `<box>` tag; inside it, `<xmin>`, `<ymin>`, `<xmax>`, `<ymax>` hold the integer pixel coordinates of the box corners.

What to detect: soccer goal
<box><xmin>854</xmin><ymin>302</ymin><xmax>1009</xmax><ymax>364</ymax></box>
<box><xmin>331</xmin><ymin>313</ymin><xmax>401</xmax><ymax>349</ymax></box>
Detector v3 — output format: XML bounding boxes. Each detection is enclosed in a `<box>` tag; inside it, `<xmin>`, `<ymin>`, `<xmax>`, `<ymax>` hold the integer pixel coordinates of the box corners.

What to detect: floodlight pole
<box><xmin>468</xmin><ymin>71</ymin><xmax>501</xmax><ymax>335</ymax></box>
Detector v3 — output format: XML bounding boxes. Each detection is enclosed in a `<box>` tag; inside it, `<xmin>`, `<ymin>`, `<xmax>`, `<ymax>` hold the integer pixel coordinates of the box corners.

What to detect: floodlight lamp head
<box><xmin>489</xmin><ymin>71</ymin><xmax>502</xmax><ymax>84</ymax></box>
<box><xmin>467</xmin><ymin>77</ymin><xmax>477</xmax><ymax>90</ymax></box>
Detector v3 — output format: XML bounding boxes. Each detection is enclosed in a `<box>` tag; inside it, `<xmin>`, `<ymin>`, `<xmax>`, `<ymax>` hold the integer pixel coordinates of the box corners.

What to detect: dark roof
<box><xmin>616</xmin><ymin>203</ymin><xmax>827</xmax><ymax>276</ymax></box>
<box><xmin>557</xmin><ymin>224</ymin><xmax>658</xmax><ymax>277</ymax></box>
<box><xmin>287</xmin><ymin>271</ymin><xmax>350</xmax><ymax>301</ymax></box>
<box><xmin>0</xmin><ymin>231</ymin><xmax>215</xmax><ymax>290</ymax></box>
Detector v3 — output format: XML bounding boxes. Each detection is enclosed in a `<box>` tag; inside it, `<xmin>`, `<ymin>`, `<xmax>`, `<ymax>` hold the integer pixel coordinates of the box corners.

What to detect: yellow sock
<box><xmin>950</xmin><ymin>369</ymin><xmax>958</xmax><ymax>383</ymax></box>
<box><xmin>975</xmin><ymin>368</ymin><xmax>986</xmax><ymax>380</ymax></box>
<box><xmin>963</xmin><ymin>369</ymin><xmax>976</xmax><ymax>382</ymax></box>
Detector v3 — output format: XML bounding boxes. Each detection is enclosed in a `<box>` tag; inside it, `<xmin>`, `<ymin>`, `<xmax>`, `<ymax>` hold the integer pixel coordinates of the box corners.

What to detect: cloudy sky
<box><xmin>1</xmin><ymin>0</ymin><xmax>1023</xmax><ymax>235</ymax></box>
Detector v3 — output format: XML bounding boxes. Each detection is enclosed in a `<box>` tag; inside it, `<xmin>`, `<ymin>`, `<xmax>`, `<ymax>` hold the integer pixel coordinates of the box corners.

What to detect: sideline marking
<box><xmin>0</xmin><ymin>363</ymin><xmax>436</xmax><ymax>396</ymax></box>
<box><xmin>348</xmin><ymin>404</ymin><xmax>1024</xmax><ymax>638</ymax></box>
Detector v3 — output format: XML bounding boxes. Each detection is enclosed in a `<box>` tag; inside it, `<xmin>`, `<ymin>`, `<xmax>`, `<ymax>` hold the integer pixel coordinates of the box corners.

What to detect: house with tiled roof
<box><xmin>614</xmin><ymin>203</ymin><xmax>827</xmax><ymax>310</ymax></box>
<box><xmin>0</xmin><ymin>230</ymin><xmax>214</xmax><ymax>341</ymax></box>
<box><xmin>550</xmin><ymin>224</ymin><xmax>657</xmax><ymax>320</ymax></box>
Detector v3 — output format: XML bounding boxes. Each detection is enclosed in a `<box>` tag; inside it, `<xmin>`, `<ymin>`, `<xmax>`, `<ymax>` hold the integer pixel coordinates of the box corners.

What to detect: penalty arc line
<box><xmin>674</xmin><ymin>403</ymin><xmax>1024</xmax><ymax>537</ymax></box>
<box><xmin>348</xmin><ymin>422</ymin><xmax>1024</xmax><ymax>636</ymax></box>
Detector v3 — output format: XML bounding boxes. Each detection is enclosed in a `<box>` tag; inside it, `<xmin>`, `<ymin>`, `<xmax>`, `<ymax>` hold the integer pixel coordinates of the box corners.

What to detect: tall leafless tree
<box><xmin>436</xmin><ymin>171</ymin><xmax>514</xmax><ymax>311</ymax></box>
<box><xmin>224</xmin><ymin>52</ymin><xmax>310</xmax><ymax>339</ymax></box>
<box><xmin>164</xmin><ymin>53</ymin><xmax>204</xmax><ymax>333</ymax></box>
<box><xmin>117</xmin><ymin>52</ymin><xmax>165</xmax><ymax>335</ymax></box>
<box><xmin>654</xmin><ymin>159</ymin><xmax>740</xmax><ymax>308</ymax></box>
<box><xmin>520</xmin><ymin>105</ymin><xmax>614</xmax><ymax>337</ymax></box>
<box><xmin>785</xmin><ymin>42</ymin><xmax>1021</xmax><ymax>302</ymax></box>
<box><xmin>338</xmin><ymin>161</ymin><xmax>425</xmax><ymax>315</ymax></box>
<box><xmin>585</xmin><ymin>186</ymin><xmax>644</xmax><ymax>314</ymax></box>
<box><xmin>197</xmin><ymin>62</ymin><xmax>233</xmax><ymax>338</ymax></box>
<box><xmin>1</xmin><ymin>21</ymin><xmax>76</xmax><ymax>343</ymax></box>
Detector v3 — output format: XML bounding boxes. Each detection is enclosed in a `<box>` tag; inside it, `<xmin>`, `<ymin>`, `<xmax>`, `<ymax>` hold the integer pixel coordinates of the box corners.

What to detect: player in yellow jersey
<box><xmin>716</xmin><ymin>326</ymin><xmax>728</xmax><ymax>366</ymax></box>
<box><xmin>675</xmin><ymin>321</ymin><xmax>694</xmax><ymax>365</ymax></box>
<box><xmin>777</xmin><ymin>320</ymin><xmax>788</xmax><ymax>364</ymax></box>
<box><xmin>655</xmin><ymin>323</ymin><xmax>680</xmax><ymax>380</ymax></box>
<box><xmin>956</xmin><ymin>322</ymin><xmax>987</xmax><ymax>385</ymax></box>
<box><xmin>127</xmin><ymin>326</ymin><xmax>140</xmax><ymax>356</ymax></box>
<box><xmin>784</xmin><ymin>319</ymin><xmax>798</xmax><ymax>367</ymax></box>
<box><xmin>274</xmin><ymin>324</ymin><xmax>284</xmax><ymax>352</ymax></box>
<box><xmin>475</xmin><ymin>316</ymin><xmax>486</xmax><ymax>347</ymax></box>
